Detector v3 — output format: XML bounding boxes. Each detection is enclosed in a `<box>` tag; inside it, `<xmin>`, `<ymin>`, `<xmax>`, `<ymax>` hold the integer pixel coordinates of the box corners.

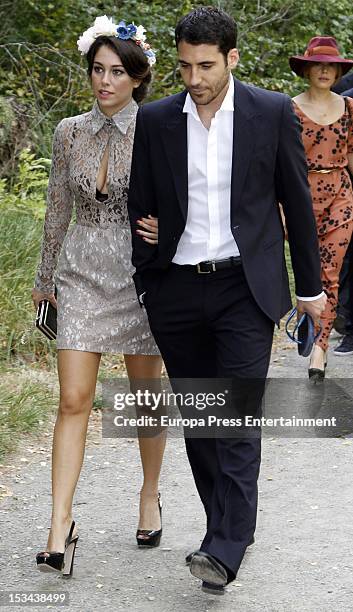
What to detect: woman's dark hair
<box><xmin>175</xmin><ymin>7</ymin><xmax>237</xmax><ymax>61</ymax></box>
<box><xmin>86</xmin><ymin>36</ymin><xmax>152</xmax><ymax>103</ymax></box>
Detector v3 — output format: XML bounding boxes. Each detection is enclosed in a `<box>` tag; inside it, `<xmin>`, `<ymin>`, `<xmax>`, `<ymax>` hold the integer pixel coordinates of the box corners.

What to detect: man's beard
<box><xmin>188</xmin><ymin>70</ymin><xmax>230</xmax><ymax>106</ymax></box>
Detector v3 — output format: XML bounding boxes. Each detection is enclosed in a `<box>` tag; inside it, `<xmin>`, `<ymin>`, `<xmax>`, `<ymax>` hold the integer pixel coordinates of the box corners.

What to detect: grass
<box><xmin>0</xmin><ymin>201</ymin><xmax>61</xmax><ymax>459</ymax></box>
<box><xmin>0</xmin><ymin>207</ymin><xmax>56</xmax><ymax>364</ymax></box>
<box><xmin>0</xmin><ymin>365</ymin><xmax>58</xmax><ymax>460</ymax></box>
<box><xmin>285</xmin><ymin>242</ymin><xmax>296</xmax><ymax>301</ymax></box>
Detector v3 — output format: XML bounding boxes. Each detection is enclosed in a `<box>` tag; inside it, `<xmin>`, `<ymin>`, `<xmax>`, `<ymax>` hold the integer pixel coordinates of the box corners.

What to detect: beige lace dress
<box><xmin>35</xmin><ymin>100</ymin><xmax>159</xmax><ymax>354</ymax></box>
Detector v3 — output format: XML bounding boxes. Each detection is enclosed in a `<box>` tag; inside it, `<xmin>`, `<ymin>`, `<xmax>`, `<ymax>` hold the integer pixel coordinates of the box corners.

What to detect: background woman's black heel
<box><xmin>136</xmin><ymin>493</ymin><xmax>162</xmax><ymax>548</ymax></box>
<box><xmin>308</xmin><ymin>348</ymin><xmax>327</xmax><ymax>382</ymax></box>
<box><xmin>36</xmin><ymin>520</ymin><xmax>79</xmax><ymax>577</ymax></box>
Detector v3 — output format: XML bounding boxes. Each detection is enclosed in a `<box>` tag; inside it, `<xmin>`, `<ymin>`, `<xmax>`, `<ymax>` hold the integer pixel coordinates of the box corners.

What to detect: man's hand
<box><xmin>296</xmin><ymin>294</ymin><xmax>327</xmax><ymax>325</ymax></box>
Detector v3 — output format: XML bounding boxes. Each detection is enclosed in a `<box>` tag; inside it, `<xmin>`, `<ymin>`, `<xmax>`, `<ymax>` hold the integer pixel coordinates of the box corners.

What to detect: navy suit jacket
<box><xmin>342</xmin><ymin>87</ymin><xmax>353</xmax><ymax>98</ymax></box>
<box><xmin>332</xmin><ymin>72</ymin><xmax>353</xmax><ymax>94</ymax></box>
<box><xmin>127</xmin><ymin>77</ymin><xmax>322</xmax><ymax>324</ymax></box>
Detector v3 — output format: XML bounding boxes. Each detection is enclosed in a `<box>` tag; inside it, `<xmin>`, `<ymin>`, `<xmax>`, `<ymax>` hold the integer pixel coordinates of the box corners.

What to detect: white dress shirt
<box><xmin>172</xmin><ymin>76</ymin><xmax>323</xmax><ymax>302</ymax></box>
<box><xmin>173</xmin><ymin>75</ymin><xmax>239</xmax><ymax>264</ymax></box>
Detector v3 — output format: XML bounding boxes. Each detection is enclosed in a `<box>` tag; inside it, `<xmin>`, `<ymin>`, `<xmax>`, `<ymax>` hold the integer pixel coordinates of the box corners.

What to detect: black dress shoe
<box><xmin>185</xmin><ymin>551</ymin><xmax>195</xmax><ymax>566</ymax></box>
<box><xmin>189</xmin><ymin>551</ymin><xmax>228</xmax><ymax>587</ymax></box>
<box><xmin>185</xmin><ymin>535</ymin><xmax>255</xmax><ymax>566</ymax></box>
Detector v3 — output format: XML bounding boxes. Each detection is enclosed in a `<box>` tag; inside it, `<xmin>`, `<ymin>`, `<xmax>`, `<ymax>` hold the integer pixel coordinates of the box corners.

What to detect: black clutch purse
<box><xmin>35</xmin><ymin>299</ymin><xmax>57</xmax><ymax>340</ymax></box>
<box><xmin>285</xmin><ymin>307</ymin><xmax>321</xmax><ymax>357</ymax></box>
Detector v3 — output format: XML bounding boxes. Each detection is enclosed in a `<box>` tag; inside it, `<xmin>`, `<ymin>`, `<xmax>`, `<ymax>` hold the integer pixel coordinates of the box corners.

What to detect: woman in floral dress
<box><xmin>290</xmin><ymin>36</ymin><xmax>353</xmax><ymax>380</ymax></box>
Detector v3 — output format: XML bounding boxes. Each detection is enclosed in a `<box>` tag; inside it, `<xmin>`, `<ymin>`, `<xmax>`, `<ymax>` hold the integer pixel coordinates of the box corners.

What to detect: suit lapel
<box><xmin>231</xmin><ymin>78</ymin><xmax>262</xmax><ymax>206</ymax></box>
<box><xmin>160</xmin><ymin>82</ymin><xmax>262</xmax><ymax>219</ymax></box>
<box><xmin>161</xmin><ymin>93</ymin><xmax>188</xmax><ymax>220</ymax></box>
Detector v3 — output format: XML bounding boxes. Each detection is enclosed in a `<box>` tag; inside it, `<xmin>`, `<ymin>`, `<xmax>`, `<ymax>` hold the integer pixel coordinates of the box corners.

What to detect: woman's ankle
<box><xmin>139</xmin><ymin>487</ymin><xmax>159</xmax><ymax>499</ymax></box>
<box><xmin>310</xmin><ymin>344</ymin><xmax>327</xmax><ymax>367</ymax></box>
<box><xmin>50</xmin><ymin>513</ymin><xmax>73</xmax><ymax>526</ymax></box>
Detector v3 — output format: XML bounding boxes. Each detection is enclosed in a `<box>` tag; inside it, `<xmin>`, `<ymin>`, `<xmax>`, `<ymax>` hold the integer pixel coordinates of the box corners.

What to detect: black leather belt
<box><xmin>195</xmin><ymin>256</ymin><xmax>242</xmax><ymax>274</ymax></box>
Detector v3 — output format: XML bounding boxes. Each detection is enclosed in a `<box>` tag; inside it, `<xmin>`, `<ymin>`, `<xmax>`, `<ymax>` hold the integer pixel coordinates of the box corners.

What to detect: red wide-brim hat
<box><xmin>289</xmin><ymin>36</ymin><xmax>353</xmax><ymax>76</ymax></box>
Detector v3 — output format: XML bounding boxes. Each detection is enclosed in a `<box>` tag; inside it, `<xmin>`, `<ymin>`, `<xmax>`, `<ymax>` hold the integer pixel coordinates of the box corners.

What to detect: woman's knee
<box><xmin>59</xmin><ymin>388</ymin><xmax>93</xmax><ymax>416</ymax></box>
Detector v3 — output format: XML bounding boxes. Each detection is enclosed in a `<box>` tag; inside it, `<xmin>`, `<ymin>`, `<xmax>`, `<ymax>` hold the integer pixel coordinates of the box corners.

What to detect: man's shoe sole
<box><xmin>333</xmin><ymin>350</ymin><xmax>353</xmax><ymax>356</ymax></box>
<box><xmin>201</xmin><ymin>581</ymin><xmax>225</xmax><ymax>595</ymax></box>
<box><xmin>190</xmin><ymin>553</ymin><xmax>227</xmax><ymax>586</ymax></box>
<box><xmin>185</xmin><ymin>536</ymin><xmax>254</xmax><ymax>566</ymax></box>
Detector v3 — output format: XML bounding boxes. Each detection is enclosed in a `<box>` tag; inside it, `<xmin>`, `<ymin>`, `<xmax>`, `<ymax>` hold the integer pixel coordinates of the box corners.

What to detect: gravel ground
<box><xmin>0</xmin><ymin>329</ymin><xmax>352</xmax><ymax>612</ymax></box>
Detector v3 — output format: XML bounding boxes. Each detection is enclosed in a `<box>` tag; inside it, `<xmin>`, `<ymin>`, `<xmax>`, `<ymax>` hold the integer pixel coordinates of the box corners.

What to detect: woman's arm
<box><xmin>33</xmin><ymin>119</ymin><xmax>74</xmax><ymax>307</ymax></box>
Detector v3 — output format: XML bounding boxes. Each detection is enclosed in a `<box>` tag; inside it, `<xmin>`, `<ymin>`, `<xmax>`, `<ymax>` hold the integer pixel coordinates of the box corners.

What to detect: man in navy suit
<box><xmin>342</xmin><ymin>85</ymin><xmax>353</xmax><ymax>97</ymax></box>
<box><xmin>128</xmin><ymin>7</ymin><xmax>326</xmax><ymax>594</ymax></box>
<box><xmin>332</xmin><ymin>72</ymin><xmax>353</xmax><ymax>95</ymax></box>
<box><xmin>333</xmin><ymin>82</ymin><xmax>353</xmax><ymax>353</ymax></box>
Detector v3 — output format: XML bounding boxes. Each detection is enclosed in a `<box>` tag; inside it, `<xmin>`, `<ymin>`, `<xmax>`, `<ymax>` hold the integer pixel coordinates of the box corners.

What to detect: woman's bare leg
<box><xmin>124</xmin><ymin>354</ymin><xmax>165</xmax><ymax>533</ymax></box>
<box><xmin>46</xmin><ymin>349</ymin><xmax>101</xmax><ymax>552</ymax></box>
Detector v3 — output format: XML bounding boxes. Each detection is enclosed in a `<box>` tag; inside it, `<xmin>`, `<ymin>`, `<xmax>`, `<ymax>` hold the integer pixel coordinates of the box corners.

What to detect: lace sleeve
<box><xmin>34</xmin><ymin>119</ymin><xmax>74</xmax><ymax>293</ymax></box>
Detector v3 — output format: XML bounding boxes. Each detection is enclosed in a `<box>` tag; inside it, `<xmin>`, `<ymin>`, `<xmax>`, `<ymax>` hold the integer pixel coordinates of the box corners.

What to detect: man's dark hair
<box><xmin>86</xmin><ymin>36</ymin><xmax>151</xmax><ymax>103</ymax></box>
<box><xmin>175</xmin><ymin>6</ymin><xmax>237</xmax><ymax>59</ymax></box>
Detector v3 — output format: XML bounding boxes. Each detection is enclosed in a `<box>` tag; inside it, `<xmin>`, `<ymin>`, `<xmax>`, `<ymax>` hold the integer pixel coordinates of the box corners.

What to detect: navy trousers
<box><xmin>143</xmin><ymin>263</ymin><xmax>274</xmax><ymax>577</ymax></box>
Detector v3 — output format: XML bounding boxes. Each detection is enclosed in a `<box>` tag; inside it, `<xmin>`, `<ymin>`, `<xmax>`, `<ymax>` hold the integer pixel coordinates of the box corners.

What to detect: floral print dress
<box><xmin>293</xmin><ymin>97</ymin><xmax>353</xmax><ymax>351</ymax></box>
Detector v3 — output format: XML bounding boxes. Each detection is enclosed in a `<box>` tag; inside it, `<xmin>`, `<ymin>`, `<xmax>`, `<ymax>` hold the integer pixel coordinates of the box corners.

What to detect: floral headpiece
<box><xmin>77</xmin><ymin>15</ymin><xmax>156</xmax><ymax>66</ymax></box>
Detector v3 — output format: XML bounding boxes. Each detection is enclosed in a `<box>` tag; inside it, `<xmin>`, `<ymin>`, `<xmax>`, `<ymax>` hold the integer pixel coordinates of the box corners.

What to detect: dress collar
<box><xmin>90</xmin><ymin>99</ymin><xmax>138</xmax><ymax>135</ymax></box>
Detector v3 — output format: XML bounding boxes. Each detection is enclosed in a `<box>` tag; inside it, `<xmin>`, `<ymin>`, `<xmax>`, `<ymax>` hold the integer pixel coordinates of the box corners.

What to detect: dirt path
<box><xmin>0</xmin><ymin>330</ymin><xmax>352</xmax><ymax>612</ymax></box>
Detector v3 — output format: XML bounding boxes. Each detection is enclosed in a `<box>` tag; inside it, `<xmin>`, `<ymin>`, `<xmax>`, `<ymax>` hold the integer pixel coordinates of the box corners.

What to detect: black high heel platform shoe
<box><xmin>36</xmin><ymin>520</ymin><xmax>79</xmax><ymax>577</ymax></box>
<box><xmin>308</xmin><ymin>348</ymin><xmax>327</xmax><ymax>382</ymax></box>
<box><xmin>308</xmin><ymin>364</ymin><xmax>327</xmax><ymax>382</ymax></box>
<box><xmin>136</xmin><ymin>493</ymin><xmax>162</xmax><ymax>548</ymax></box>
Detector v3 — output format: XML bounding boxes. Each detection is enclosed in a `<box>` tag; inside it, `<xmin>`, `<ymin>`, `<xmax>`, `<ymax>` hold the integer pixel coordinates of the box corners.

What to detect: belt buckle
<box><xmin>196</xmin><ymin>261</ymin><xmax>216</xmax><ymax>274</ymax></box>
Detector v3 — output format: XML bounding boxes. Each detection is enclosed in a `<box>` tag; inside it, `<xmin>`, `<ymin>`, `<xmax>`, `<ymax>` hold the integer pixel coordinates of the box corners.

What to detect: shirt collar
<box><xmin>90</xmin><ymin>98</ymin><xmax>138</xmax><ymax>135</ymax></box>
<box><xmin>183</xmin><ymin>74</ymin><xmax>234</xmax><ymax>122</ymax></box>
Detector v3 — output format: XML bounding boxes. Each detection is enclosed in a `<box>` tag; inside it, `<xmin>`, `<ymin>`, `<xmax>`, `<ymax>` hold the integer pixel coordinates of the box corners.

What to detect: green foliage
<box><xmin>0</xmin><ymin>206</ymin><xmax>54</xmax><ymax>362</ymax></box>
<box><xmin>1</xmin><ymin>0</ymin><xmax>353</xmax><ymax>162</ymax></box>
<box><xmin>11</xmin><ymin>149</ymin><xmax>50</xmax><ymax>218</ymax></box>
<box><xmin>217</xmin><ymin>0</ymin><xmax>353</xmax><ymax>95</ymax></box>
<box><xmin>0</xmin><ymin>96</ymin><xmax>15</xmax><ymax>146</ymax></box>
<box><xmin>0</xmin><ymin>152</ymin><xmax>57</xmax><ymax>363</ymax></box>
<box><xmin>0</xmin><ymin>371</ymin><xmax>56</xmax><ymax>458</ymax></box>
<box><xmin>0</xmin><ymin>148</ymin><xmax>49</xmax><ymax>218</ymax></box>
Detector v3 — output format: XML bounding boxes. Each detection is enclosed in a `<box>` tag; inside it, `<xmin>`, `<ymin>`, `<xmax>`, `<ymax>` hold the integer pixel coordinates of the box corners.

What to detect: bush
<box><xmin>0</xmin><ymin>148</ymin><xmax>55</xmax><ymax>363</ymax></box>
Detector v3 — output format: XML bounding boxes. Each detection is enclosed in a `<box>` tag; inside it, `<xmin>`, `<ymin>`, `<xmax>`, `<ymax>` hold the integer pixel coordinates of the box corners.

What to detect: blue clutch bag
<box><xmin>285</xmin><ymin>307</ymin><xmax>321</xmax><ymax>357</ymax></box>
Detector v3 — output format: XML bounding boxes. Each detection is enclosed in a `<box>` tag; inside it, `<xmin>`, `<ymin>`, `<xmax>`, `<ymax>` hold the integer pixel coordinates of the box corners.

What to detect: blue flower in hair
<box><xmin>116</xmin><ymin>20</ymin><xmax>137</xmax><ymax>40</ymax></box>
<box><xmin>127</xmin><ymin>23</ymin><xmax>137</xmax><ymax>37</ymax></box>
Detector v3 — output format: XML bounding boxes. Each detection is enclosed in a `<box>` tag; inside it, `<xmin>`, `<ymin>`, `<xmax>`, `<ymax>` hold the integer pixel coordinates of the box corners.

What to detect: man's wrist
<box><xmin>138</xmin><ymin>291</ymin><xmax>146</xmax><ymax>307</ymax></box>
<box><xmin>296</xmin><ymin>291</ymin><xmax>325</xmax><ymax>302</ymax></box>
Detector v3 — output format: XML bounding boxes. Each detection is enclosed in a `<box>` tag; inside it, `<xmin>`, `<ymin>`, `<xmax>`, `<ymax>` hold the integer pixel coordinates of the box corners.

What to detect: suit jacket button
<box><xmin>233</xmin><ymin>225</ymin><xmax>240</xmax><ymax>230</ymax></box>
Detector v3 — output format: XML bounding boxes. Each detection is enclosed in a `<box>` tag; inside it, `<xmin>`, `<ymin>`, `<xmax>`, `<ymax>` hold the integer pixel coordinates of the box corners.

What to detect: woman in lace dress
<box><xmin>289</xmin><ymin>37</ymin><xmax>353</xmax><ymax>380</ymax></box>
<box><xmin>32</xmin><ymin>17</ymin><xmax>165</xmax><ymax>573</ymax></box>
